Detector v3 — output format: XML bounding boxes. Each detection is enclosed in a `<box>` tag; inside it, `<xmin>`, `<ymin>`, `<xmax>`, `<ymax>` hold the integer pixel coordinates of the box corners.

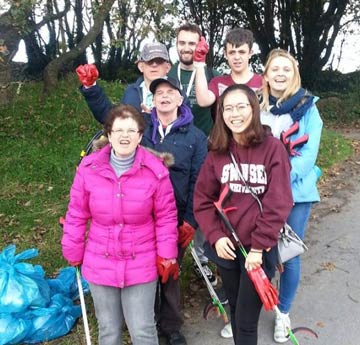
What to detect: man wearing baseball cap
<box><xmin>75</xmin><ymin>42</ymin><xmax>171</xmax><ymax>123</ymax></box>
<box><xmin>137</xmin><ymin>42</ymin><xmax>170</xmax><ymax>62</ymax></box>
<box><xmin>141</xmin><ymin>76</ymin><xmax>207</xmax><ymax>345</ymax></box>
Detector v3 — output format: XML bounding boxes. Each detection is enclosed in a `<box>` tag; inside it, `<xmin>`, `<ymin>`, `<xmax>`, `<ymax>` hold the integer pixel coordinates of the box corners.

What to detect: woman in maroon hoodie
<box><xmin>194</xmin><ymin>84</ymin><xmax>293</xmax><ymax>345</ymax></box>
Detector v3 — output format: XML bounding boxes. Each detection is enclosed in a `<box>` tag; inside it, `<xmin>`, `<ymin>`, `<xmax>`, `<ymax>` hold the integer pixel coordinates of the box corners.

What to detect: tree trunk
<box><xmin>43</xmin><ymin>0</ymin><xmax>116</xmax><ymax>96</ymax></box>
<box><xmin>0</xmin><ymin>11</ymin><xmax>21</xmax><ymax>105</ymax></box>
<box><xmin>24</xmin><ymin>32</ymin><xmax>50</xmax><ymax>78</ymax></box>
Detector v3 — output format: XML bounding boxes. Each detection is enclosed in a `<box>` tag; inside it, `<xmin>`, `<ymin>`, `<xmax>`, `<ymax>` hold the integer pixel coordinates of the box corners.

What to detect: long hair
<box><xmin>261</xmin><ymin>49</ymin><xmax>301</xmax><ymax>111</ymax></box>
<box><xmin>209</xmin><ymin>84</ymin><xmax>266</xmax><ymax>153</ymax></box>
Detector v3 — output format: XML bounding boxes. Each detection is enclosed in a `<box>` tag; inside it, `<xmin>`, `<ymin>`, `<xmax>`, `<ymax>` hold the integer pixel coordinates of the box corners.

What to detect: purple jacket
<box><xmin>61</xmin><ymin>145</ymin><xmax>178</xmax><ymax>288</ymax></box>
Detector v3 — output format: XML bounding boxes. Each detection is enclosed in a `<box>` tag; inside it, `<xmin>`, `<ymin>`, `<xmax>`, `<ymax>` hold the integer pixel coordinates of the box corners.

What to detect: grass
<box><xmin>0</xmin><ymin>76</ymin><xmax>355</xmax><ymax>344</ymax></box>
<box><xmin>317</xmin><ymin>128</ymin><xmax>353</xmax><ymax>172</ymax></box>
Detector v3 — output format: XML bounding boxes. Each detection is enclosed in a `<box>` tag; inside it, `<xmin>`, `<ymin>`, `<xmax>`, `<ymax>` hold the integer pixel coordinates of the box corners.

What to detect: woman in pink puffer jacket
<box><xmin>61</xmin><ymin>104</ymin><xmax>178</xmax><ymax>345</ymax></box>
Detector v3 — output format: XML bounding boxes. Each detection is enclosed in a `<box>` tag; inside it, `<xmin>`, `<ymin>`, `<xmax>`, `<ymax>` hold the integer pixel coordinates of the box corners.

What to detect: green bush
<box><xmin>315</xmin><ymin>71</ymin><xmax>360</xmax><ymax>124</ymax></box>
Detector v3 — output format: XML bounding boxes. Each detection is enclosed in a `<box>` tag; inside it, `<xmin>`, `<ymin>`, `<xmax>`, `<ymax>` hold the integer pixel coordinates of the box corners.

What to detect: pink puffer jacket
<box><xmin>61</xmin><ymin>145</ymin><xmax>178</xmax><ymax>288</ymax></box>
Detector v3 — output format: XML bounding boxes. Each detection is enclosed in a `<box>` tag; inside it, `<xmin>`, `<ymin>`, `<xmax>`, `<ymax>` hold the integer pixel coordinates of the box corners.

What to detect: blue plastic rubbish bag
<box><xmin>48</xmin><ymin>267</ymin><xmax>89</xmax><ymax>300</ymax></box>
<box><xmin>0</xmin><ymin>245</ymin><xmax>50</xmax><ymax>313</ymax></box>
<box><xmin>22</xmin><ymin>294</ymin><xmax>81</xmax><ymax>343</ymax></box>
<box><xmin>0</xmin><ymin>313</ymin><xmax>31</xmax><ymax>345</ymax></box>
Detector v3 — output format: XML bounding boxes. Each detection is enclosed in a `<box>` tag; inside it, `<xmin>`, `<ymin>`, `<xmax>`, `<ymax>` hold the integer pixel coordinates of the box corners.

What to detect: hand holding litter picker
<box><xmin>214</xmin><ymin>184</ymin><xmax>301</xmax><ymax>344</ymax></box>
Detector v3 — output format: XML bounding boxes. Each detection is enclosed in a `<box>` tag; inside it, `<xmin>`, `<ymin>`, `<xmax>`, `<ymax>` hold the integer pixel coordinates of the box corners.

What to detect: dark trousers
<box><xmin>218</xmin><ymin>254</ymin><xmax>265</xmax><ymax>345</ymax></box>
<box><xmin>156</xmin><ymin>245</ymin><xmax>186</xmax><ymax>334</ymax></box>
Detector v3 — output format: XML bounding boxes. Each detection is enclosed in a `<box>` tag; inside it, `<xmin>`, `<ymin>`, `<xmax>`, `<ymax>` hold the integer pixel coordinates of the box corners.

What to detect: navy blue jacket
<box><xmin>80</xmin><ymin>77</ymin><xmax>189</xmax><ymax>124</ymax></box>
<box><xmin>79</xmin><ymin>77</ymin><xmax>144</xmax><ymax>124</ymax></box>
<box><xmin>80</xmin><ymin>84</ymin><xmax>112</xmax><ymax>124</ymax></box>
<box><xmin>141</xmin><ymin>104</ymin><xmax>207</xmax><ymax>227</ymax></box>
<box><xmin>122</xmin><ymin>77</ymin><xmax>145</xmax><ymax>113</ymax></box>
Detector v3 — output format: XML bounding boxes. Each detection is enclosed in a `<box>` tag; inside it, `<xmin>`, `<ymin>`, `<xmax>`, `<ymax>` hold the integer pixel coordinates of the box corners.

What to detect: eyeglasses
<box><xmin>223</xmin><ymin>103</ymin><xmax>251</xmax><ymax>114</ymax></box>
<box><xmin>111</xmin><ymin>128</ymin><xmax>139</xmax><ymax>137</ymax></box>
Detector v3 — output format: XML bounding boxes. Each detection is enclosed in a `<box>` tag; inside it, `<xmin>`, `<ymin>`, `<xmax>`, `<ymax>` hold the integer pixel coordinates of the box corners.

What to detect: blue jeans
<box><xmin>89</xmin><ymin>280</ymin><xmax>158</xmax><ymax>345</ymax></box>
<box><xmin>278</xmin><ymin>202</ymin><xmax>313</xmax><ymax>313</ymax></box>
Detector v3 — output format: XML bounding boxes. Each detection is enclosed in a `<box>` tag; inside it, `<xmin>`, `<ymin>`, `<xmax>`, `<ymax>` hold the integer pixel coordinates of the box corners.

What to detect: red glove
<box><xmin>75</xmin><ymin>64</ymin><xmax>99</xmax><ymax>87</ymax></box>
<box><xmin>156</xmin><ymin>256</ymin><xmax>179</xmax><ymax>283</ymax></box>
<box><xmin>193</xmin><ymin>36</ymin><xmax>209</xmax><ymax>63</ymax></box>
<box><xmin>178</xmin><ymin>221</ymin><xmax>195</xmax><ymax>248</ymax></box>
<box><xmin>247</xmin><ymin>267</ymin><xmax>278</xmax><ymax>311</ymax></box>
<box><xmin>68</xmin><ymin>261</ymin><xmax>82</xmax><ymax>267</ymax></box>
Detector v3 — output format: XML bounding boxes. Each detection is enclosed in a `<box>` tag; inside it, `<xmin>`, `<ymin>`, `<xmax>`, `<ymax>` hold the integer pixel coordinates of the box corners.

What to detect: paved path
<box><xmin>178</xmin><ymin>132</ymin><xmax>360</xmax><ymax>345</ymax></box>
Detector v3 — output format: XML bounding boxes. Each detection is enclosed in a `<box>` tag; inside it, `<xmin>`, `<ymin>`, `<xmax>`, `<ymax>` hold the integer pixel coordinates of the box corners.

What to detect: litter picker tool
<box><xmin>214</xmin><ymin>183</ymin><xmax>301</xmax><ymax>344</ymax></box>
<box><xmin>188</xmin><ymin>242</ymin><xmax>228</xmax><ymax>324</ymax></box>
<box><xmin>76</xmin><ymin>267</ymin><xmax>92</xmax><ymax>345</ymax></box>
<box><xmin>280</xmin><ymin>121</ymin><xmax>309</xmax><ymax>156</ymax></box>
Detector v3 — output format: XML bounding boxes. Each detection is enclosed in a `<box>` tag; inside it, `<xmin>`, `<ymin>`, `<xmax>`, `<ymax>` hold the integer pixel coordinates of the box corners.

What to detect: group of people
<box><xmin>61</xmin><ymin>22</ymin><xmax>322</xmax><ymax>345</ymax></box>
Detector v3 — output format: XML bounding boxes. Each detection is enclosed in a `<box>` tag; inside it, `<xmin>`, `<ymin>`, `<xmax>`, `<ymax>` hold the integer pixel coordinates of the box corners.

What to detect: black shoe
<box><xmin>165</xmin><ymin>331</ymin><xmax>187</xmax><ymax>345</ymax></box>
<box><xmin>215</xmin><ymin>286</ymin><xmax>228</xmax><ymax>305</ymax></box>
<box><xmin>194</xmin><ymin>263</ymin><xmax>218</xmax><ymax>287</ymax></box>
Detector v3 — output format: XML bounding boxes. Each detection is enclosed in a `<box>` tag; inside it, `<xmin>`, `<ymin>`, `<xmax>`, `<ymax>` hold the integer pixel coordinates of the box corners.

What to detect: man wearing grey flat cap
<box><xmin>76</xmin><ymin>42</ymin><xmax>172</xmax><ymax>123</ymax></box>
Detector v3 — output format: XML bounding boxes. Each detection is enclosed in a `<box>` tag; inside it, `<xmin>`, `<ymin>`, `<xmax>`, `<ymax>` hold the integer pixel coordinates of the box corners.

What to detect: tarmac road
<box><xmin>177</xmin><ymin>133</ymin><xmax>360</xmax><ymax>345</ymax></box>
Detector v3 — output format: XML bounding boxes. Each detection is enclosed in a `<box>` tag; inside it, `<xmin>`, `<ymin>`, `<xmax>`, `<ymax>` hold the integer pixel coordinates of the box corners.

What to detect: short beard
<box><xmin>179</xmin><ymin>57</ymin><xmax>193</xmax><ymax>66</ymax></box>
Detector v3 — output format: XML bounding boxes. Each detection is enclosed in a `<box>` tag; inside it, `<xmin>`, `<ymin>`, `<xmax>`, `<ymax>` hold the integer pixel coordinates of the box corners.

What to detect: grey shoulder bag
<box><xmin>229</xmin><ymin>152</ymin><xmax>308</xmax><ymax>264</ymax></box>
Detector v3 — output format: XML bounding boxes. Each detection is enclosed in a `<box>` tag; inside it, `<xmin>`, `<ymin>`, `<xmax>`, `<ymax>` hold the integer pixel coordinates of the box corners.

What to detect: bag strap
<box><xmin>230</xmin><ymin>152</ymin><xmax>285</xmax><ymax>271</ymax></box>
<box><xmin>229</xmin><ymin>152</ymin><xmax>263</xmax><ymax>213</ymax></box>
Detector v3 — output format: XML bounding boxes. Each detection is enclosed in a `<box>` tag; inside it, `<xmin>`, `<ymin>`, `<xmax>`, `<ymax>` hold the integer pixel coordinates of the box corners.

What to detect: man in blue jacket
<box><xmin>76</xmin><ymin>42</ymin><xmax>172</xmax><ymax>123</ymax></box>
<box><xmin>143</xmin><ymin>76</ymin><xmax>207</xmax><ymax>345</ymax></box>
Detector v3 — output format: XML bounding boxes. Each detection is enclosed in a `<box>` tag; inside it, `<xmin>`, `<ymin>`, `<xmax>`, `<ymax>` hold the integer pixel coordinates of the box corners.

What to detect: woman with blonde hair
<box><xmin>261</xmin><ymin>48</ymin><xmax>323</xmax><ymax>343</ymax></box>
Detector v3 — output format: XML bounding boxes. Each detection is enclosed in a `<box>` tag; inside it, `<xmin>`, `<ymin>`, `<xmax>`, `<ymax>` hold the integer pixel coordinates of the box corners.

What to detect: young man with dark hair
<box><xmin>169</xmin><ymin>23</ymin><xmax>219</xmax><ymax>136</ymax></box>
<box><xmin>168</xmin><ymin>23</ymin><xmax>219</xmax><ymax>288</ymax></box>
<box><xmin>194</xmin><ymin>27</ymin><xmax>262</xmax><ymax>109</ymax></box>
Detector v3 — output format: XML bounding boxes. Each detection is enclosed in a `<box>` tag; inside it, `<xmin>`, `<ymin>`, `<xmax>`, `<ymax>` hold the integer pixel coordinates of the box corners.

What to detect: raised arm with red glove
<box><xmin>156</xmin><ymin>256</ymin><xmax>179</xmax><ymax>284</ymax></box>
<box><xmin>178</xmin><ymin>221</ymin><xmax>195</xmax><ymax>248</ymax></box>
<box><xmin>193</xmin><ymin>36</ymin><xmax>209</xmax><ymax>64</ymax></box>
<box><xmin>75</xmin><ymin>64</ymin><xmax>99</xmax><ymax>88</ymax></box>
<box><xmin>247</xmin><ymin>266</ymin><xmax>278</xmax><ymax>311</ymax></box>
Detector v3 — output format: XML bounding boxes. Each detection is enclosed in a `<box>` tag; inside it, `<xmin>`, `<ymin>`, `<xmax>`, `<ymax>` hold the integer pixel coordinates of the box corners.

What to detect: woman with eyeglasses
<box><xmin>61</xmin><ymin>104</ymin><xmax>178</xmax><ymax>345</ymax></box>
<box><xmin>194</xmin><ymin>84</ymin><xmax>293</xmax><ymax>345</ymax></box>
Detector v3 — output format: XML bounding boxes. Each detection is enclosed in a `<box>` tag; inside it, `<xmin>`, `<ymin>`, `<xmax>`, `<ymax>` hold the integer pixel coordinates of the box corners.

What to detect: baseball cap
<box><xmin>137</xmin><ymin>42</ymin><xmax>170</xmax><ymax>62</ymax></box>
<box><xmin>149</xmin><ymin>76</ymin><xmax>182</xmax><ymax>94</ymax></box>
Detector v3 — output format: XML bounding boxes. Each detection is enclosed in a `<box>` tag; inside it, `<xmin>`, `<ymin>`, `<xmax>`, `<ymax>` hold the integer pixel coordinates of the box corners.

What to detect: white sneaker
<box><xmin>274</xmin><ymin>312</ymin><xmax>291</xmax><ymax>343</ymax></box>
<box><xmin>220</xmin><ymin>323</ymin><xmax>233</xmax><ymax>338</ymax></box>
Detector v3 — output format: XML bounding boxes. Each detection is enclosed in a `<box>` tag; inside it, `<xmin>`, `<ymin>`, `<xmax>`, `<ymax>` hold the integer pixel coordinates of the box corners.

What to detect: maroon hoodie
<box><xmin>194</xmin><ymin>135</ymin><xmax>293</xmax><ymax>250</ymax></box>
